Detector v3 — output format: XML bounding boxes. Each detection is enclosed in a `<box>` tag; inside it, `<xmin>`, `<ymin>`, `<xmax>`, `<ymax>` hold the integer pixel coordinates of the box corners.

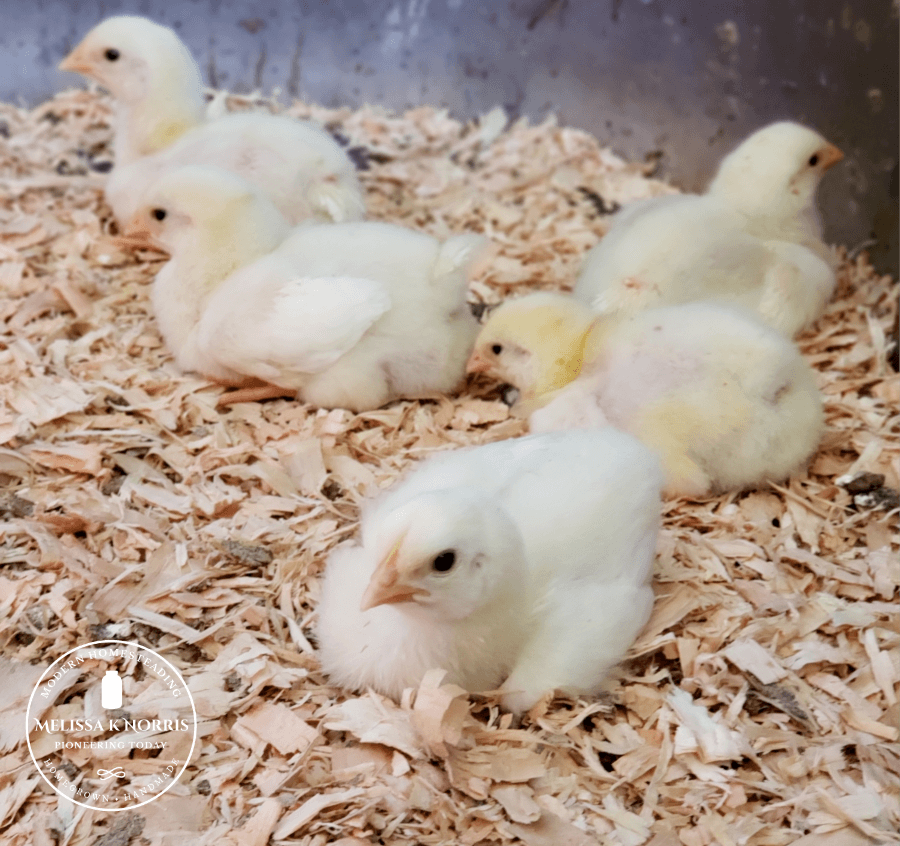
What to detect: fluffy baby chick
<box><xmin>59</xmin><ymin>16</ymin><xmax>364</xmax><ymax>225</ymax></box>
<box><xmin>574</xmin><ymin>122</ymin><xmax>842</xmax><ymax>337</ymax></box>
<box><xmin>706</xmin><ymin>121</ymin><xmax>844</xmax><ymax>257</ymax></box>
<box><xmin>59</xmin><ymin>16</ymin><xmax>205</xmax><ymax>166</ymax></box>
<box><xmin>126</xmin><ymin>165</ymin><xmax>483</xmax><ymax>412</ymax></box>
<box><xmin>317</xmin><ymin>428</ymin><xmax>663</xmax><ymax>714</ymax></box>
<box><xmin>468</xmin><ymin>293</ymin><xmax>824</xmax><ymax>497</ymax></box>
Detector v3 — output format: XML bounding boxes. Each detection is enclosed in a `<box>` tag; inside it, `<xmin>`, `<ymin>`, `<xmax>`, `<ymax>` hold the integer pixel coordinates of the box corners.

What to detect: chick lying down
<box><xmin>105</xmin><ymin>113</ymin><xmax>366</xmax><ymax>227</ymax></box>
<box><xmin>59</xmin><ymin>15</ymin><xmax>365</xmax><ymax>226</ymax></box>
<box><xmin>317</xmin><ymin>429</ymin><xmax>664</xmax><ymax>714</ymax></box>
<box><xmin>469</xmin><ymin>293</ymin><xmax>824</xmax><ymax>497</ymax></box>
<box><xmin>574</xmin><ymin>121</ymin><xmax>843</xmax><ymax>337</ymax></box>
<box><xmin>129</xmin><ymin>165</ymin><xmax>485</xmax><ymax>412</ymax></box>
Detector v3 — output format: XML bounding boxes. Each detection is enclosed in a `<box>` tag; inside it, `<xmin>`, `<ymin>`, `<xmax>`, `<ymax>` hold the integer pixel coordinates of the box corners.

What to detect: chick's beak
<box><xmin>112</xmin><ymin>216</ymin><xmax>160</xmax><ymax>251</ymax></box>
<box><xmin>466</xmin><ymin>349</ymin><xmax>491</xmax><ymax>375</ymax></box>
<box><xmin>817</xmin><ymin>143</ymin><xmax>844</xmax><ymax>170</ymax></box>
<box><xmin>58</xmin><ymin>45</ymin><xmax>95</xmax><ymax>77</ymax></box>
<box><xmin>360</xmin><ymin>537</ymin><xmax>428</xmax><ymax>612</ymax></box>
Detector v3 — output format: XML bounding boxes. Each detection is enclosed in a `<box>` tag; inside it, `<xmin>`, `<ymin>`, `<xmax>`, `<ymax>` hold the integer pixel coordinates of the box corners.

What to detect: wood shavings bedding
<box><xmin>0</xmin><ymin>87</ymin><xmax>897</xmax><ymax>845</ymax></box>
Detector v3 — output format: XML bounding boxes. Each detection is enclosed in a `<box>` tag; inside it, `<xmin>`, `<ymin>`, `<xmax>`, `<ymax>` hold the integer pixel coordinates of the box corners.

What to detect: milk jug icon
<box><xmin>101</xmin><ymin>670</ymin><xmax>123</xmax><ymax>709</ymax></box>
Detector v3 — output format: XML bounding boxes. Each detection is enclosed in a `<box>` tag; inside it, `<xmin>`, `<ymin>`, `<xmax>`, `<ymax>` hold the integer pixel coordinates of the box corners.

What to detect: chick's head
<box><xmin>467</xmin><ymin>292</ymin><xmax>596</xmax><ymax>399</ymax></box>
<box><xmin>122</xmin><ymin>165</ymin><xmax>289</xmax><ymax>258</ymax></box>
<box><xmin>361</xmin><ymin>491</ymin><xmax>525</xmax><ymax>622</ymax></box>
<box><xmin>59</xmin><ymin>16</ymin><xmax>201</xmax><ymax>107</ymax></box>
<box><xmin>708</xmin><ymin>121</ymin><xmax>843</xmax><ymax>220</ymax></box>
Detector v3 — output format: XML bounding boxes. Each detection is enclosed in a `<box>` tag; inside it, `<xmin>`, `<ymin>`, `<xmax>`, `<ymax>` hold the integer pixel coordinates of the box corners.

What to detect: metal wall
<box><xmin>3</xmin><ymin>0</ymin><xmax>897</xmax><ymax>270</ymax></box>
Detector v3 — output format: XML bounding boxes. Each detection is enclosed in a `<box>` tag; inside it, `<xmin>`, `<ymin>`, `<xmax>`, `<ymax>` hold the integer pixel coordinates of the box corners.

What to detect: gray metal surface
<box><xmin>2</xmin><ymin>0</ymin><xmax>897</xmax><ymax>271</ymax></box>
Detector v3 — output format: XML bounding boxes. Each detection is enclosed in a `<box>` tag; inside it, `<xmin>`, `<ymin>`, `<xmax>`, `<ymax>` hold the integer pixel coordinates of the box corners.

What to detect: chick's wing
<box><xmin>268</xmin><ymin>275</ymin><xmax>392</xmax><ymax>371</ymax></box>
<box><xmin>201</xmin><ymin>267</ymin><xmax>392</xmax><ymax>380</ymax></box>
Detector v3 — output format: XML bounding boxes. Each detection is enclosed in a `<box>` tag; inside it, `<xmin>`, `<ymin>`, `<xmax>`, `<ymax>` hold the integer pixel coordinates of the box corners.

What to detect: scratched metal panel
<box><xmin>2</xmin><ymin>0</ymin><xmax>897</xmax><ymax>270</ymax></box>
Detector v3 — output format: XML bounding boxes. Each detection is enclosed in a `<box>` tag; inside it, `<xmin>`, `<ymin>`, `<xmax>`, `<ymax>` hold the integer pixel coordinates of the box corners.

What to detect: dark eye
<box><xmin>808</xmin><ymin>153</ymin><xmax>819</xmax><ymax>167</ymax></box>
<box><xmin>491</xmin><ymin>344</ymin><xmax>503</xmax><ymax>355</ymax></box>
<box><xmin>151</xmin><ymin>208</ymin><xmax>167</xmax><ymax>221</ymax></box>
<box><xmin>431</xmin><ymin>550</ymin><xmax>456</xmax><ymax>572</ymax></box>
<box><xmin>104</xmin><ymin>48</ymin><xmax>120</xmax><ymax>62</ymax></box>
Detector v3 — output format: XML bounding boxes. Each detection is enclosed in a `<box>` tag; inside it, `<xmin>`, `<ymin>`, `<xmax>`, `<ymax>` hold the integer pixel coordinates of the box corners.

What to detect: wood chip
<box><xmin>508</xmin><ymin>812</ymin><xmax>601</xmax><ymax>846</ymax></box>
<box><xmin>231</xmin><ymin>702</ymin><xmax>319</xmax><ymax>755</ymax></box>
<box><xmin>272</xmin><ymin>788</ymin><xmax>366</xmax><ymax>840</ymax></box>
<box><xmin>722</xmin><ymin>637</ymin><xmax>789</xmax><ymax>685</ymax></box>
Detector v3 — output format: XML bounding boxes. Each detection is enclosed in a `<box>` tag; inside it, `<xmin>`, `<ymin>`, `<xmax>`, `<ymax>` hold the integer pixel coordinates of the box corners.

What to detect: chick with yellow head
<box><xmin>466</xmin><ymin>293</ymin><xmax>608</xmax><ymax>411</ymax></box>
<box><xmin>468</xmin><ymin>292</ymin><xmax>823</xmax><ymax>497</ymax></box>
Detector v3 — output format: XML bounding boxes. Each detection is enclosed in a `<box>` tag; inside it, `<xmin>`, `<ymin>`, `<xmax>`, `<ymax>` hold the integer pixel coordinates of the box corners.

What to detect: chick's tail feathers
<box><xmin>417</xmin><ymin>233</ymin><xmax>487</xmax><ymax>392</ymax></box>
<box><xmin>430</xmin><ymin>233</ymin><xmax>490</xmax><ymax>306</ymax></box>
<box><xmin>307</xmin><ymin>171</ymin><xmax>367</xmax><ymax>223</ymax></box>
<box><xmin>759</xmin><ymin>240</ymin><xmax>836</xmax><ymax>336</ymax></box>
<box><xmin>754</xmin><ymin>354</ymin><xmax>825</xmax><ymax>481</ymax></box>
<box><xmin>204</xmin><ymin>90</ymin><xmax>230</xmax><ymax>121</ymax></box>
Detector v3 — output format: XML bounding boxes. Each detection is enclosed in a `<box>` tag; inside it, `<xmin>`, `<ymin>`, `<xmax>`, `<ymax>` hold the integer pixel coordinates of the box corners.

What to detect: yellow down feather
<box><xmin>472</xmin><ymin>292</ymin><xmax>608</xmax><ymax>400</ymax></box>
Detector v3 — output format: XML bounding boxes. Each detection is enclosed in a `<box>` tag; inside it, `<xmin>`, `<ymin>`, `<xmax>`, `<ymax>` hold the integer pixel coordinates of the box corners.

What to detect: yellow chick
<box><xmin>468</xmin><ymin>292</ymin><xmax>824</xmax><ymax>497</ymax></box>
<box><xmin>468</xmin><ymin>293</ymin><xmax>598</xmax><ymax>407</ymax></box>
<box><xmin>574</xmin><ymin>122</ymin><xmax>843</xmax><ymax>337</ymax></box>
<box><xmin>125</xmin><ymin>165</ymin><xmax>484</xmax><ymax>412</ymax></box>
<box><xmin>59</xmin><ymin>15</ymin><xmax>365</xmax><ymax>225</ymax></box>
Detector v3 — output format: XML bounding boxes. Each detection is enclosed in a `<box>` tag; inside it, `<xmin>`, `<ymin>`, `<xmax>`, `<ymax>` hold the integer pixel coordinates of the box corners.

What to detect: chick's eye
<box><xmin>808</xmin><ymin>153</ymin><xmax>819</xmax><ymax>167</ymax></box>
<box><xmin>431</xmin><ymin>550</ymin><xmax>456</xmax><ymax>572</ymax></box>
<box><xmin>491</xmin><ymin>344</ymin><xmax>503</xmax><ymax>355</ymax></box>
<box><xmin>151</xmin><ymin>208</ymin><xmax>167</xmax><ymax>221</ymax></box>
<box><xmin>104</xmin><ymin>48</ymin><xmax>120</xmax><ymax>62</ymax></box>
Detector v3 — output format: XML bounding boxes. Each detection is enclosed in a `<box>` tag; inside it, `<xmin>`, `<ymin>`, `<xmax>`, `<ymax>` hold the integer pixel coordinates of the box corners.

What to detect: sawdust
<box><xmin>0</xmin><ymin>87</ymin><xmax>897</xmax><ymax>845</ymax></box>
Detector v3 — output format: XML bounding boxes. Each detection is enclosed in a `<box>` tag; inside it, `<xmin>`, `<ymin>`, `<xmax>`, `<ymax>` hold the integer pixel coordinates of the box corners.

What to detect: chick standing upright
<box><xmin>317</xmin><ymin>428</ymin><xmax>663</xmax><ymax>715</ymax></box>
<box><xmin>125</xmin><ymin>165</ymin><xmax>483</xmax><ymax>411</ymax></box>
<box><xmin>59</xmin><ymin>16</ymin><xmax>365</xmax><ymax>225</ymax></box>
<box><xmin>574</xmin><ymin>122</ymin><xmax>843</xmax><ymax>337</ymax></box>
<box><xmin>467</xmin><ymin>292</ymin><xmax>824</xmax><ymax>497</ymax></box>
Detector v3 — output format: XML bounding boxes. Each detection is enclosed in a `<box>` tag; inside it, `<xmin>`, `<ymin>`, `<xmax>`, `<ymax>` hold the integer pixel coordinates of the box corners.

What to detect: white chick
<box><xmin>124</xmin><ymin>165</ymin><xmax>483</xmax><ymax>412</ymax></box>
<box><xmin>467</xmin><ymin>292</ymin><xmax>824</xmax><ymax>497</ymax></box>
<box><xmin>317</xmin><ymin>428</ymin><xmax>663</xmax><ymax>714</ymax></box>
<box><xmin>574</xmin><ymin>122</ymin><xmax>843</xmax><ymax>337</ymax></box>
<box><xmin>59</xmin><ymin>15</ymin><xmax>365</xmax><ymax>225</ymax></box>
<box><xmin>59</xmin><ymin>16</ymin><xmax>205</xmax><ymax>166</ymax></box>
<box><xmin>706</xmin><ymin>121</ymin><xmax>843</xmax><ymax>257</ymax></box>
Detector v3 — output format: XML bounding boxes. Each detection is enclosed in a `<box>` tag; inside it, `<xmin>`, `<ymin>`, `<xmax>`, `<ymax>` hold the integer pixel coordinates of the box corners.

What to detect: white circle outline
<box><xmin>24</xmin><ymin>639</ymin><xmax>199</xmax><ymax>812</ymax></box>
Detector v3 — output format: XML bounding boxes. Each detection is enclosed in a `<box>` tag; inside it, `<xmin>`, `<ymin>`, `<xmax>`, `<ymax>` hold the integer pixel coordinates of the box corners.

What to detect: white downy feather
<box><xmin>317</xmin><ymin>428</ymin><xmax>663</xmax><ymax>714</ymax></box>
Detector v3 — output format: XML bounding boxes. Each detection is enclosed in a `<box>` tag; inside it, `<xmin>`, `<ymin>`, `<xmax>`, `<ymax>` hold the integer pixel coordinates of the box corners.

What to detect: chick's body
<box><xmin>60</xmin><ymin>15</ymin><xmax>364</xmax><ymax>225</ymax></box>
<box><xmin>469</xmin><ymin>294</ymin><xmax>823</xmax><ymax>497</ymax></box>
<box><xmin>106</xmin><ymin>112</ymin><xmax>365</xmax><ymax>226</ymax></box>
<box><xmin>574</xmin><ymin>122</ymin><xmax>842</xmax><ymax>337</ymax></box>
<box><xmin>317</xmin><ymin>429</ymin><xmax>663</xmax><ymax>713</ymax></box>
<box><xmin>193</xmin><ymin>223</ymin><xmax>482</xmax><ymax>409</ymax></box>
<box><xmin>141</xmin><ymin>166</ymin><xmax>481</xmax><ymax>411</ymax></box>
<box><xmin>576</xmin><ymin>195</ymin><xmax>834</xmax><ymax>337</ymax></box>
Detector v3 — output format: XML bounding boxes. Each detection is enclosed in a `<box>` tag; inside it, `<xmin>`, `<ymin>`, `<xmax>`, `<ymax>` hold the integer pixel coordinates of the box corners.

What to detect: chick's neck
<box><xmin>181</xmin><ymin>216</ymin><xmax>288</xmax><ymax>296</ymax></box>
<box><xmin>533</xmin><ymin>319</ymin><xmax>602</xmax><ymax>397</ymax></box>
<box><xmin>115</xmin><ymin>73</ymin><xmax>206</xmax><ymax>163</ymax></box>
<box><xmin>708</xmin><ymin>175</ymin><xmax>824</xmax><ymax>248</ymax></box>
